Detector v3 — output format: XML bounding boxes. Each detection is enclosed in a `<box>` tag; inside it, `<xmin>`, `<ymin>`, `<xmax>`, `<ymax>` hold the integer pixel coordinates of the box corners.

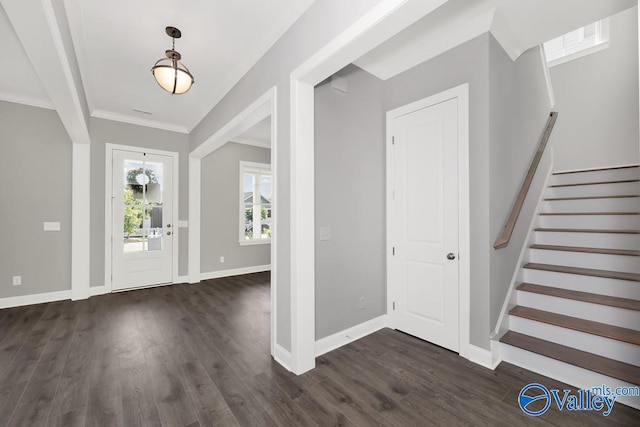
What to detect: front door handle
<box><xmin>447</xmin><ymin>253</ymin><xmax>456</xmax><ymax>260</ymax></box>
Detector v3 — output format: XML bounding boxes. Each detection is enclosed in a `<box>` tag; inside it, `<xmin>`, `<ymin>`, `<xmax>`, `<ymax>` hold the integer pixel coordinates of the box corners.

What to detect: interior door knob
<box><xmin>167</xmin><ymin>231</ymin><xmax>172</xmax><ymax>236</ymax></box>
<box><xmin>447</xmin><ymin>253</ymin><xmax>456</xmax><ymax>260</ymax></box>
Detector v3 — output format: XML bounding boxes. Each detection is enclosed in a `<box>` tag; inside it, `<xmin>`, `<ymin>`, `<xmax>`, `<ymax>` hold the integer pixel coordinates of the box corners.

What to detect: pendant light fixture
<box><xmin>151</xmin><ymin>26</ymin><xmax>194</xmax><ymax>94</ymax></box>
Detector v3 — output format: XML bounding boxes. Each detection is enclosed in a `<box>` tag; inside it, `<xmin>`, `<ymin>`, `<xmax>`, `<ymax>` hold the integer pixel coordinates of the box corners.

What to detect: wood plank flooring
<box><xmin>0</xmin><ymin>272</ymin><xmax>638</xmax><ymax>426</ymax></box>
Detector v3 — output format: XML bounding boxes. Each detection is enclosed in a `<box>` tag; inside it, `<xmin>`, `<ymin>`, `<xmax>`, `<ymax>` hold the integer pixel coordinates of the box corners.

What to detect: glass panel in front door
<box><xmin>122</xmin><ymin>159</ymin><xmax>165</xmax><ymax>254</ymax></box>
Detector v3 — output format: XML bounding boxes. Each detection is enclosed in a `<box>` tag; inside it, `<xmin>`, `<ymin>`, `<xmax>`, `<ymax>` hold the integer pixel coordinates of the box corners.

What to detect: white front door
<box><xmin>388</xmin><ymin>97</ymin><xmax>460</xmax><ymax>352</ymax></box>
<box><xmin>111</xmin><ymin>149</ymin><xmax>174</xmax><ymax>291</ymax></box>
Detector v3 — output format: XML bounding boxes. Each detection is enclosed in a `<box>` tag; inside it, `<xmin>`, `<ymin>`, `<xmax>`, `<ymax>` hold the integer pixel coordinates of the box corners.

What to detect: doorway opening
<box><xmin>189</xmin><ymin>87</ymin><xmax>278</xmax><ymax>357</ymax></box>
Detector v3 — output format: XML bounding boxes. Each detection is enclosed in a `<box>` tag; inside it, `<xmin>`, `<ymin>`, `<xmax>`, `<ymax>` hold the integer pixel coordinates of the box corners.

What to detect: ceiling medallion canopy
<box><xmin>151</xmin><ymin>26</ymin><xmax>194</xmax><ymax>95</ymax></box>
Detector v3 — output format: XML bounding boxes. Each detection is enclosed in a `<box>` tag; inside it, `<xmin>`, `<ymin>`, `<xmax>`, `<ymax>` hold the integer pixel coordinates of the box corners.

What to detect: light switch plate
<box><xmin>43</xmin><ymin>222</ymin><xmax>61</xmax><ymax>231</ymax></box>
<box><xmin>319</xmin><ymin>227</ymin><xmax>330</xmax><ymax>241</ymax></box>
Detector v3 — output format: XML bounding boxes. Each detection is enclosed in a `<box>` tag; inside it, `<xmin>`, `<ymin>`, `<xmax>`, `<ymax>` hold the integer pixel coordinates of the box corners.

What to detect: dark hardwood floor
<box><xmin>0</xmin><ymin>272</ymin><xmax>638</xmax><ymax>426</ymax></box>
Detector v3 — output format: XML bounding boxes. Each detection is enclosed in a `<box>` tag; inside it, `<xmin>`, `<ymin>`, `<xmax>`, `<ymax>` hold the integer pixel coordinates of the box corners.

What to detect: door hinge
<box><xmin>392</xmin><ymin>247</ymin><xmax>395</xmax><ymax>256</ymax></box>
<box><xmin>392</xmin><ymin>136</ymin><xmax>395</xmax><ymax>145</ymax></box>
<box><xmin>392</xmin><ymin>301</ymin><xmax>395</xmax><ymax>310</ymax></box>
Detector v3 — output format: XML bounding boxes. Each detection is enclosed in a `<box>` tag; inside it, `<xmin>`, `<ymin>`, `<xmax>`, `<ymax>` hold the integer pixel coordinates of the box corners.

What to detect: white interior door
<box><xmin>112</xmin><ymin>150</ymin><xmax>174</xmax><ymax>291</ymax></box>
<box><xmin>388</xmin><ymin>97</ymin><xmax>459</xmax><ymax>352</ymax></box>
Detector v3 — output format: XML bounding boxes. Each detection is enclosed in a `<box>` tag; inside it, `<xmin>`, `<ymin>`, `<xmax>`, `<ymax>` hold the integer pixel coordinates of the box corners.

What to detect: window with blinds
<box><xmin>543</xmin><ymin>19</ymin><xmax>609</xmax><ymax>67</ymax></box>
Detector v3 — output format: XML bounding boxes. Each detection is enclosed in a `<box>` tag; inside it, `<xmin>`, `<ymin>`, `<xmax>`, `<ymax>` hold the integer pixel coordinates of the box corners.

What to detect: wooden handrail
<box><xmin>494</xmin><ymin>112</ymin><xmax>558</xmax><ymax>249</ymax></box>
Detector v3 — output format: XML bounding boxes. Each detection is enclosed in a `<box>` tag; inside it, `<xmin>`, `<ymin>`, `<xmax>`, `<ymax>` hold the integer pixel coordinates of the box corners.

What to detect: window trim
<box><xmin>239</xmin><ymin>160</ymin><xmax>272</xmax><ymax>245</ymax></box>
<box><xmin>545</xmin><ymin>18</ymin><xmax>610</xmax><ymax>68</ymax></box>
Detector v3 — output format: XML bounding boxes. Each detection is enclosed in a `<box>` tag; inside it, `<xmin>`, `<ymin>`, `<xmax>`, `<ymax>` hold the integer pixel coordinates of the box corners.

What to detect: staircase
<box><xmin>499</xmin><ymin>164</ymin><xmax>640</xmax><ymax>409</ymax></box>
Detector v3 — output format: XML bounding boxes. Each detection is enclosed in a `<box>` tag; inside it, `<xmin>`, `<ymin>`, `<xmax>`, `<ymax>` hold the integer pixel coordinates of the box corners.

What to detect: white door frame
<box><xmin>289</xmin><ymin>0</ymin><xmax>466</xmax><ymax>374</ymax></box>
<box><xmin>105</xmin><ymin>143</ymin><xmax>180</xmax><ymax>292</ymax></box>
<box><xmin>385</xmin><ymin>84</ymin><xmax>471</xmax><ymax>358</ymax></box>
<box><xmin>188</xmin><ymin>87</ymin><xmax>278</xmax><ymax>357</ymax></box>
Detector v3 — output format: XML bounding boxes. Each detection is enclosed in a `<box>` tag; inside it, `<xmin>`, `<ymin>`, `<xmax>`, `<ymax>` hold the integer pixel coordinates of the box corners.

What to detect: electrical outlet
<box><xmin>220</xmin><ymin>256</ymin><xmax>225</xmax><ymax>263</ymax></box>
<box><xmin>358</xmin><ymin>296</ymin><xmax>365</xmax><ymax>309</ymax></box>
<box><xmin>12</xmin><ymin>276</ymin><xmax>21</xmax><ymax>286</ymax></box>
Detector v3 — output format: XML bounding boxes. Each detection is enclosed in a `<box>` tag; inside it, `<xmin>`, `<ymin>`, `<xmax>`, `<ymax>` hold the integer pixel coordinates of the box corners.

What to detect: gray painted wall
<box><xmin>89</xmin><ymin>117</ymin><xmax>190</xmax><ymax>287</ymax></box>
<box><xmin>312</xmin><ymin>34</ymin><xmax>553</xmax><ymax>349</ymax></box>
<box><xmin>0</xmin><ymin>101</ymin><xmax>72</xmax><ymax>297</ymax></box>
<box><xmin>550</xmin><ymin>6</ymin><xmax>640</xmax><ymax>171</ymax></box>
<box><xmin>488</xmin><ymin>37</ymin><xmax>552</xmax><ymax>332</ymax></box>
<box><xmin>384</xmin><ymin>34</ymin><xmax>492</xmax><ymax>350</ymax></box>
<box><xmin>191</xmin><ymin>0</ymin><xmax>386</xmax><ymax>352</ymax></box>
<box><xmin>314</xmin><ymin>65</ymin><xmax>386</xmax><ymax>340</ymax></box>
<box><xmin>200</xmin><ymin>142</ymin><xmax>271</xmax><ymax>273</ymax></box>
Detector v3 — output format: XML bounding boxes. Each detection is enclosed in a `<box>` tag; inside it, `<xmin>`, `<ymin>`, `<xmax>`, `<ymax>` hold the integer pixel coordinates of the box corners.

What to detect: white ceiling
<box><xmin>232</xmin><ymin>116</ymin><xmax>271</xmax><ymax>148</ymax></box>
<box><xmin>0</xmin><ymin>0</ymin><xmax>313</xmax><ymax>133</ymax></box>
<box><xmin>0</xmin><ymin>4</ymin><xmax>52</xmax><ymax>109</ymax></box>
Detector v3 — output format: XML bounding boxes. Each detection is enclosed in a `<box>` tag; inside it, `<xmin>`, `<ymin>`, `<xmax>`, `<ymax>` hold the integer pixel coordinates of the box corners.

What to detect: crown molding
<box><xmin>91</xmin><ymin>109</ymin><xmax>189</xmax><ymax>134</ymax></box>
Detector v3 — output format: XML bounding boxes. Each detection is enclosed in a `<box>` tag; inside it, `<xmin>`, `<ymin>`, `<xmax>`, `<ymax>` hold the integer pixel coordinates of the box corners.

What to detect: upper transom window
<box><xmin>543</xmin><ymin>19</ymin><xmax>609</xmax><ymax>67</ymax></box>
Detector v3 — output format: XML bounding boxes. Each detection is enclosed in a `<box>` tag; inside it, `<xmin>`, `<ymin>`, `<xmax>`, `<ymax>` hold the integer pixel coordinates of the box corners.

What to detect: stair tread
<box><xmin>500</xmin><ymin>331</ymin><xmax>640</xmax><ymax>385</ymax></box>
<box><xmin>535</xmin><ymin>227</ymin><xmax>640</xmax><ymax>234</ymax></box>
<box><xmin>517</xmin><ymin>283</ymin><xmax>640</xmax><ymax>311</ymax></box>
<box><xmin>508</xmin><ymin>306</ymin><xmax>640</xmax><ymax>346</ymax></box>
<box><xmin>550</xmin><ymin>179</ymin><xmax>640</xmax><ymax>188</ymax></box>
<box><xmin>553</xmin><ymin>165</ymin><xmax>640</xmax><ymax>175</ymax></box>
<box><xmin>539</xmin><ymin>212</ymin><xmax>640</xmax><ymax>216</ymax></box>
<box><xmin>529</xmin><ymin>244</ymin><xmax>640</xmax><ymax>256</ymax></box>
<box><xmin>524</xmin><ymin>263</ymin><xmax>640</xmax><ymax>282</ymax></box>
<box><xmin>545</xmin><ymin>194</ymin><xmax>640</xmax><ymax>201</ymax></box>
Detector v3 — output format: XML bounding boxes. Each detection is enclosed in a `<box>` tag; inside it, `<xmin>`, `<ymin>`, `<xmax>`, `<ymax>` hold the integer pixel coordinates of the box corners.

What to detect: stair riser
<box><xmin>500</xmin><ymin>343</ymin><xmax>640</xmax><ymax>410</ymax></box>
<box><xmin>544</xmin><ymin>198</ymin><xmax>640</xmax><ymax>213</ymax></box>
<box><xmin>516</xmin><ymin>291</ymin><xmax>640</xmax><ymax>329</ymax></box>
<box><xmin>548</xmin><ymin>182</ymin><xmax>640</xmax><ymax>198</ymax></box>
<box><xmin>539</xmin><ymin>215</ymin><xmax>640</xmax><ymax>230</ymax></box>
<box><xmin>529</xmin><ymin>250</ymin><xmax>640</xmax><ymax>274</ymax></box>
<box><xmin>523</xmin><ymin>269</ymin><xmax>640</xmax><ymax>300</ymax></box>
<box><xmin>534</xmin><ymin>231</ymin><xmax>640</xmax><ymax>250</ymax></box>
<box><xmin>509</xmin><ymin>316</ymin><xmax>640</xmax><ymax>366</ymax></box>
<box><xmin>551</xmin><ymin>168</ymin><xmax>640</xmax><ymax>186</ymax></box>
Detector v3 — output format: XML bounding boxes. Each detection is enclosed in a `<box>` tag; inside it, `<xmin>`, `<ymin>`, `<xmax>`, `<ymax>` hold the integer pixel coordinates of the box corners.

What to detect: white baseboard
<box><xmin>89</xmin><ymin>285</ymin><xmax>108</xmax><ymax>297</ymax></box>
<box><xmin>200</xmin><ymin>264</ymin><xmax>271</xmax><ymax>281</ymax></box>
<box><xmin>175</xmin><ymin>275</ymin><xmax>188</xmax><ymax>284</ymax></box>
<box><xmin>273</xmin><ymin>343</ymin><xmax>293</xmax><ymax>372</ymax></box>
<box><xmin>315</xmin><ymin>315</ymin><xmax>388</xmax><ymax>357</ymax></box>
<box><xmin>490</xmin><ymin>339</ymin><xmax>502</xmax><ymax>369</ymax></box>
<box><xmin>0</xmin><ymin>289</ymin><xmax>71</xmax><ymax>309</ymax></box>
<box><xmin>464</xmin><ymin>342</ymin><xmax>501</xmax><ymax>370</ymax></box>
